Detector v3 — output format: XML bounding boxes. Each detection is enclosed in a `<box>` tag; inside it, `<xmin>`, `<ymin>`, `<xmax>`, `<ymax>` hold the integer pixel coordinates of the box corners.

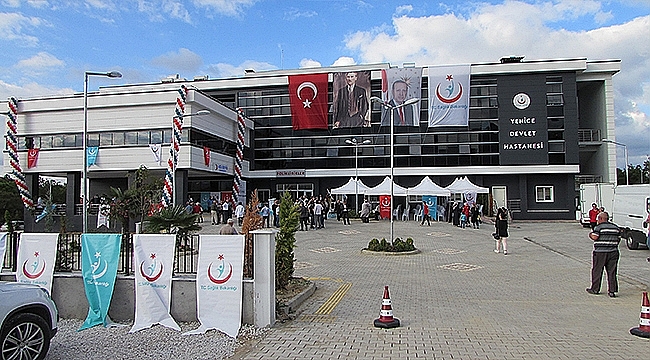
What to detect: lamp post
<box><xmin>170</xmin><ymin>109</ymin><xmax>210</xmax><ymax>206</ymax></box>
<box><xmin>83</xmin><ymin>70</ymin><xmax>122</xmax><ymax>233</ymax></box>
<box><xmin>370</xmin><ymin>96</ymin><xmax>420</xmax><ymax>243</ymax></box>
<box><xmin>602</xmin><ymin>139</ymin><xmax>629</xmax><ymax>185</ymax></box>
<box><xmin>345</xmin><ymin>138</ymin><xmax>372</xmax><ymax>214</ymax></box>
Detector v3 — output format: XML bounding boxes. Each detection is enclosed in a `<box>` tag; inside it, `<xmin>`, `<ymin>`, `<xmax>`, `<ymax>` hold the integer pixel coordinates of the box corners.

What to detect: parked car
<box><xmin>0</xmin><ymin>282</ymin><xmax>58</xmax><ymax>360</ymax></box>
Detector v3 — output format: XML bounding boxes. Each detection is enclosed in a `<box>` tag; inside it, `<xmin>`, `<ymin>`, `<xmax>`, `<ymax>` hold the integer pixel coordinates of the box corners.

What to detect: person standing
<box><xmin>219</xmin><ymin>218</ymin><xmax>238</xmax><ymax>235</ymax></box>
<box><xmin>334</xmin><ymin>200</ymin><xmax>342</xmax><ymax>221</ymax></box>
<box><xmin>314</xmin><ymin>201</ymin><xmax>324</xmax><ymax>229</ymax></box>
<box><xmin>586</xmin><ymin>211</ymin><xmax>621</xmax><ymax>297</ymax></box>
<box><xmin>260</xmin><ymin>203</ymin><xmax>270</xmax><ymax>228</ymax></box>
<box><xmin>588</xmin><ymin>203</ymin><xmax>600</xmax><ymax>230</ymax></box>
<box><xmin>470</xmin><ymin>204</ymin><xmax>480</xmax><ymax>229</ymax></box>
<box><xmin>494</xmin><ymin>207</ymin><xmax>509</xmax><ymax>255</ymax></box>
<box><xmin>234</xmin><ymin>201</ymin><xmax>245</xmax><ymax>226</ymax></box>
<box><xmin>341</xmin><ymin>201</ymin><xmax>350</xmax><ymax>225</ymax></box>
<box><xmin>420</xmin><ymin>201</ymin><xmax>430</xmax><ymax>226</ymax></box>
<box><xmin>360</xmin><ymin>199</ymin><xmax>371</xmax><ymax>223</ymax></box>
<box><xmin>272</xmin><ymin>199</ymin><xmax>280</xmax><ymax>227</ymax></box>
<box><xmin>299</xmin><ymin>202</ymin><xmax>310</xmax><ymax>231</ymax></box>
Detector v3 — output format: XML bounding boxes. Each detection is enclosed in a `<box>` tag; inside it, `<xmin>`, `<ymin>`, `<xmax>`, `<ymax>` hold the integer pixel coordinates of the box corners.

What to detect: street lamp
<box><xmin>345</xmin><ymin>138</ymin><xmax>372</xmax><ymax>214</ymax></box>
<box><xmin>170</xmin><ymin>109</ymin><xmax>210</xmax><ymax>206</ymax></box>
<box><xmin>602</xmin><ymin>139</ymin><xmax>629</xmax><ymax>185</ymax></box>
<box><xmin>370</xmin><ymin>96</ymin><xmax>420</xmax><ymax>243</ymax></box>
<box><xmin>83</xmin><ymin>70</ymin><xmax>122</xmax><ymax>233</ymax></box>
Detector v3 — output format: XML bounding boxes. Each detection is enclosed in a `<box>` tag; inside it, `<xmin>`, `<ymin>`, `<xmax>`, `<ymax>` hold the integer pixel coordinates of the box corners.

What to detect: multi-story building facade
<box><xmin>4</xmin><ymin>57</ymin><xmax>620</xmax><ymax>231</ymax></box>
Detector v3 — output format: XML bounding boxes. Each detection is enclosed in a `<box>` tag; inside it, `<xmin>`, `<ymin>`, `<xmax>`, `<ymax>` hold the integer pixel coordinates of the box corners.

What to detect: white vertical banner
<box><xmin>183</xmin><ymin>234</ymin><xmax>245</xmax><ymax>337</ymax></box>
<box><xmin>0</xmin><ymin>233</ymin><xmax>7</xmax><ymax>270</ymax></box>
<box><xmin>428</xmin><ymin>64</ymin><xmax>471</xmax><ymax>127</ymax></box>
<box><xmin>130</xmin><ymin>234</ymin><xmax>180</xmax><ymax>333</ymax></box>
<box><xmin>16</xmin><ymin>233</ymin><xmax>59</xmax><ymax>294</ymax></box>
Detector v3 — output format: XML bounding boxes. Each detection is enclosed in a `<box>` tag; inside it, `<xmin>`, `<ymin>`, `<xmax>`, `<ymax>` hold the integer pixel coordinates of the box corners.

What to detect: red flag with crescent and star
<box><xmin>203</xmin><ymin>146</ymin><xmax>210</xmax><ymax>166</ymax></box>
<box><xmin>27</xmin><ymin>148</ymin><xmax>39</xmax><ymax>169</ymax></box>
<box><xmin>288</xmin><ymin>73</ymin><xmax>328</xmax><ymax>130</ymax></box>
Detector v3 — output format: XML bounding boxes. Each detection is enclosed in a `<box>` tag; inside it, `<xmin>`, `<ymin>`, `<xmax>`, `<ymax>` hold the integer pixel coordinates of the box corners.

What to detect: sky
<box><xmin>1</xmin><ymin>0</ymin><xmax>649</xmax><ymax>166</ymax></box>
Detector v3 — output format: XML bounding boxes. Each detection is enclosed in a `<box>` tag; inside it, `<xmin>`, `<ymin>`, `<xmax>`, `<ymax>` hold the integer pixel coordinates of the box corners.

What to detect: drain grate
<box><xmin>310</xmin><ymin>247</ymin><xmax>340</xmax><ymax>254</ymax></box>
<box><xmin>294</xmin><ymin>261</ymin><xmax>314</xmax><ymax>270</ymax></box>
<box><xmin>427</xmin><ymin>232</ymin><xmax>451</xmax><ymax>237</ymax></box>
<box><xmin>432</xmin><ymin>248</ymin><xmax>466</xmax><ymax>255</ymax></box>
<box><xmin>338</xmin><ymin>229</ymin><xmax>361</xmax><ymax>235</ymax></box>
<box><xmin>438</xmin><ymin>262</ymin><xmax>483</xmax><ymax>272</ymax></box>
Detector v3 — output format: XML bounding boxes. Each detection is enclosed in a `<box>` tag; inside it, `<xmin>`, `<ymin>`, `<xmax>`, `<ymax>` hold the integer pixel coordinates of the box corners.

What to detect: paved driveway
<box><xmin>234</xmin><ymin>218</ymin><xmax>650</xmax><ymax>359</ymax></box>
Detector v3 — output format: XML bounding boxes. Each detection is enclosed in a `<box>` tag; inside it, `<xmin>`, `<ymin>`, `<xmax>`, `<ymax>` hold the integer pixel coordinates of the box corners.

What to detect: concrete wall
<box><xmin>1</xmin><ymin>273</ymin><xmax>255</xmax><ymax>324</ymax></box>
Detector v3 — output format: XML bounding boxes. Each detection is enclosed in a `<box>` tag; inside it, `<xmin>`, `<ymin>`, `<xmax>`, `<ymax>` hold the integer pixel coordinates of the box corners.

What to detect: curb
<box><xmin>281</xmin><ymin>282</ymin><xmax>316</xmax><ymax>314</ymax></box>
<box><xmin>361</xmin><ymin>249</ymin><xmax>422</xmax><ymax>256</ymax></box>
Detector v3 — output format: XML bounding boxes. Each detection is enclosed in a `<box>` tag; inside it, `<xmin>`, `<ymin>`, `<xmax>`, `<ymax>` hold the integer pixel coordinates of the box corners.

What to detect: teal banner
<box><xmin>87</xmin><ymin>146</ymin><xmax>98</xmax><ymax>166</ymax></box>
<box><xmin>423</xmin><ymin>196</ymin><xmax>438</xmax><ymax>220</ymax></box>
<box><xmin>78</xmin><ymin>233</ymin><xmax>122</xmax><ymax>331</ymax></box>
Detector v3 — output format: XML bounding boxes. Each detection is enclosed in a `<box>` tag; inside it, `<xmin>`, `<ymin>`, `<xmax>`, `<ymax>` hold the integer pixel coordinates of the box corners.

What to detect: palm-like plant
<box><xmin>144</xmin><ymin>204</ymin><xmax>200</xmax><ymax>235</ymax></box>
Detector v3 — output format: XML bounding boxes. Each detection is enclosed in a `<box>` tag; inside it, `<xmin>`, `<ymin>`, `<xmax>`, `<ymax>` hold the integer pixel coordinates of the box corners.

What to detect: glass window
<box><xmin>113</xmin><ymin>132</ymin><xmax>125</xmax><ymax>145</ymax></box>
<box><xmin>535</xmin><ymin>186</ymin><xmax>554</xmax><ymax>203</ymax></box>
<box><xmin>138</xmin><ymin>131</ymin><xmax>150</xmax><ymax>144</ymax></box>
<box><xmin>64</xmin><ymin>134</ymin><xmax>78</xmax><ymax>147</ymax></box>
<box><xmin>125</xmin><ymin>132</ymin><xmax>138</xmax><ymax>144</ymax></box>
<box><xmin>151</xmin><ymin>130</ymin><xmax>163</xmax><ymax>144</ymax></box>
<box><xmin>87</xmin><ymin>133</ymin><xmax>99</xmax><ymax>147</ymax></box>
<box><xmin>52</xmin><ymin>135</ymin><xmax>63</xmax><ymax>148</ymax></box>
<box><xmin>546</xmin><ymin>94</ymin><xmax>564</xmax><ymax>106</ymax></box>
<box><xmin>40</xmin><ymin>136</ymin><xmax>52</xmax><ymax>149</ymax></box>
<box><xmin>99</xmin><ymin>133</ymin><xmax>113</xmax><ymax>146</ymax></box>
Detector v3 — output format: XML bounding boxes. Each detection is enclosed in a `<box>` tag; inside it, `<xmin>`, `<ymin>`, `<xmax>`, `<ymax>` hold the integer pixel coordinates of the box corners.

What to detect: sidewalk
<box><xmin>234</xmin><ymin>217</ymin><xmax>650</xmax><ymax>359</ymax></box>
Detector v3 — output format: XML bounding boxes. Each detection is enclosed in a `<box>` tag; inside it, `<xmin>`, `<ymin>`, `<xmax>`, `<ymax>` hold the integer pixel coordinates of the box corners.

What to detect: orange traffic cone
<box><xmin>374</xmin><ymin>285</ymin><xmax>400</xmax><ymax>328</ymax></box>
<box><xmin>630</xmin><ymin>291</ymin><xmax>650</xmax><ymax>338</ymax></box>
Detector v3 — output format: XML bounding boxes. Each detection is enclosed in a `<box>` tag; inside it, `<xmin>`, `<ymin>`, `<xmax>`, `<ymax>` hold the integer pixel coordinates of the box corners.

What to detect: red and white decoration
<box><xmin>6</xmin><ymin>97</ymin><xmax>34</xmax><ymax>209</ymax></box>
<box><xmin>161</xmin><ymin>85</ymin><xmax>188</xmax><ymax>207</ymax></box>
<box><xmin>203</xmin><ymin>146</ymin><xmax>210</xmax><ymax>166</ymax></box>
<box><xmin>16</xmin><ymin>233</ymin><xmax>59</xmax><ymax>294</ymax></box>
<box><xmin>288</xmin><ymin>73</ymin><xmax>329</xmax><ymax>130</ymax></box>
<box><xmin>130</xmin><ymin>234</ymin><xmax>180</xmax><ymax>333</ymax></box>
<box><xmin>27</xmin><ymin>148</ymin><xmax>39</xmax><ymax>169</ymax></box>
<box><xmin>184</xmin><ymin>234</ymin><xmax>244</xmax><ymax>337</ymax></box>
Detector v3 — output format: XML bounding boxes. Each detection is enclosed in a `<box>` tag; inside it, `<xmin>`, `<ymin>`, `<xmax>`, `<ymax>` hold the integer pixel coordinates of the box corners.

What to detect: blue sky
<box><xmin>1</xmin><ymin>0</ymin><xmax>649</xmax><ymax>166</ymax></box>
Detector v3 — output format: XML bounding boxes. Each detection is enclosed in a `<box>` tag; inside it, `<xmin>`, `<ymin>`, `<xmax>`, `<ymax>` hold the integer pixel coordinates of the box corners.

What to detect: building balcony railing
<box><xmin>578</xmin><ymin>129</ymin><xmax>602</xmax><ymax>143</ymax></box>
<box><xmin>575</xmin><ymin>175</ymin><xmax>604</xmax><ymax>190</ymax></box>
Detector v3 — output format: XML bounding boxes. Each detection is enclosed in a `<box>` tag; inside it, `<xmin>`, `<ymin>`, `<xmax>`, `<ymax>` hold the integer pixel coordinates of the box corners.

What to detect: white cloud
<box><xmin>299</xmin><ymin>58</ymin><xmax>321</xmax><ymax>68</ymax></box>
<box><xmin>206</xmin><ymin>60</ymin><xmax>277</xmax><ymax>78</ymax></box>
<box><xmin>0</xmin><ymin>79</ymin><xmax>74</xmax><ymax>100</ymax></box>
<box><xmin>331</xmin><ymin>56</ymin><xmax>356</xmax><ymax>67</ymax></box>
<box><xmin>137</xmin><ymin>0</ymin><xmax>191</xmax><ymax>22</ymax></box>
<box><xmin>284</xmin><ymin>8</ymin><xmax>317</xmax><ymax>21</ymax></box>
<box><xmin>0</xmin><ymin>12</ymin><xmax>45</xmax><ymax>46</ymax></box>
<box><xmin>16</xmin><ymin>52</ymin><xmax>64</xmax><ymax>69</ymax></box>
<box><xmin>395</xmin><ymin>5</ymin><xmax>413</xmax><ymax>16</ymax></box>
<box><xmin>192</xmin><ymin>0</ymin><xmax>257</xmax><ymax>17</ymax></box>
<box><xmin>343</xmin><ymin>1</ymin><xmax>650</xmax><ymax>164</ymax></box>
<box><xmin>151</xmin><ymin>48</ymin><xmax>203</xmax><ymax>73</ymax></box>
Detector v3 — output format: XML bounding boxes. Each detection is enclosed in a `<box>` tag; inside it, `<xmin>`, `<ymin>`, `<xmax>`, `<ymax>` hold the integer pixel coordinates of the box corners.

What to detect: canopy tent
<box><xmin>364</xmin><ymin>176</ymin><xmax>408</xmax><ymax>196</ymax></box>
<box><xmin>444</xmin><ymin>176</ymin><xmax>489</xmax><ymax>194</ymax></box>
<box><xmin>330</xmin><ymin>177</ymin><xmax>371</xmax><ymax>195</ymax></box>
<box><xmin>406</xmin><ymin>176</ymin><xmax>451</xmax><ymax>197</ymax></box>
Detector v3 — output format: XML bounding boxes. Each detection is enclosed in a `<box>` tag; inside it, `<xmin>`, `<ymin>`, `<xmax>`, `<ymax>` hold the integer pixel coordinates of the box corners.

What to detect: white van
<box><xmin>611</xmin><ymin>184</ymin><xmax>650</xmax><ymax>250</ymax></box>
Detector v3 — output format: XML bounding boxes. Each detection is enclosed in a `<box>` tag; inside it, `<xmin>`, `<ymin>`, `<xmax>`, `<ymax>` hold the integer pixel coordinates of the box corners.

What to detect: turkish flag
<box><xmin>288</xmin><ymin>73</ymin><xmax>328</xmax><ymax>130</ymax></box>
<box><xmin>203</xmin><ymin>146</ymin><xmax>210</xmax><ymax>166</ymax></box>
<box><xmin>379</xmin><ymin>195</ymin><xmax>391</xmax><ymax>219</ymax></box>
<box><xmin>27</xmin><ymin>148</ymin><xmax>39</xmax><ymax>169</ymax></box>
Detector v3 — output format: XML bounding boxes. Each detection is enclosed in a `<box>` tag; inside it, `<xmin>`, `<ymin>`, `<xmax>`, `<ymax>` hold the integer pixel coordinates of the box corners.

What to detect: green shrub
<box><xmin>366</xmin><ymin>237</ymin><xmax>416</xmax><ymax>252</ymax></box>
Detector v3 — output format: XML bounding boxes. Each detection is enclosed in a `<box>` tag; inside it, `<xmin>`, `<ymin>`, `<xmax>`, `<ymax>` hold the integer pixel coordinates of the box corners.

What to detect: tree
<box><xmin>108</xmin><ymin>165</ymin><xmax>163</xmax><ymax>233</ymax></box>
<box><xmin>275</xmin><ymin>191</ymin><xmax>299</xmax><ymax>290</ymax></box>
<box><xmin>38</xmin><ymin>177</ymin><xmax>66</xmax><ymax>204</ymax></box>
<box><xmin>144</xmin><ymin>204</ymin><xmax>200</xmax><ymax>249</ymax></box>
<box><xmin>0</xmin><ymin>176</ymin><xmax>24</xmax><ymax>225</ymax></box>
<box><xmin>241</xmin><ymin>190</ymin><xmax>263</xmax><ymax>278</ymax></box>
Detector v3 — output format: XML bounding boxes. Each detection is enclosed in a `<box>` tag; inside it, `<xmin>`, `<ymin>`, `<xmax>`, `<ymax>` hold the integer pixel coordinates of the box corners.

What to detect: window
<box><xmin>535</xmin><ymin>186</ymin><xmax>554</xmax><ymax>202</ymax></box>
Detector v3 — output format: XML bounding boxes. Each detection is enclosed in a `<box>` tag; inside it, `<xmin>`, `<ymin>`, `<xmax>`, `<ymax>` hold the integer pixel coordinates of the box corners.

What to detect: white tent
<box><xmin>330</xmin><ymin>177</ymin><xmax>370</xmax><ymax>195</ymax></box>
<box><xmin>444</xmin><ymin>176</ymin><xmax>489</xmax><ymax>194</ymax></box>
<box><xmin>364</xmin><ymin>176</ymin><xmax>408</xmax><ymax>196</ymax></box>
<box><xmin>407</xmin><ymin>176</ymin><xmax>451</xmax><ymax>196</ymax></box>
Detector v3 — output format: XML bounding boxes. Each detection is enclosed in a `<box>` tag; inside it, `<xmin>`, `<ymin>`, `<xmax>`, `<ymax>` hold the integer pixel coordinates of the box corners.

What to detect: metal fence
<box><xmin>2</xmin><ymin>232</ymin><xmax>201</xmax><ymax>275</ymax></box>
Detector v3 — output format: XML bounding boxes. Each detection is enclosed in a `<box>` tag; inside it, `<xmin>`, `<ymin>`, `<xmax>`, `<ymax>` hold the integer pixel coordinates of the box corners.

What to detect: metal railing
<box><xmin>578</xmin><ymin>129</ymin><xmax>601</xmax><ymax>143</ymax></box>
<box><xmin>2</xmin><ymin>232</ymin><xmax>202</xmax><ymax>275</ymax></box>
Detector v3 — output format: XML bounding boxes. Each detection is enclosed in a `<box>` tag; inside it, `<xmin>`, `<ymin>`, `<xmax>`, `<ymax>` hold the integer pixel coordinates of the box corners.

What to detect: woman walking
<box><xmin>420</xmin><ymin>201</ymin><xmax>430</xmax><ymax>226</ymax></box>
<box><xmin>494</xmin><ymin>207</ymin><xmax>509</xmax><ymax>255</ymax></box>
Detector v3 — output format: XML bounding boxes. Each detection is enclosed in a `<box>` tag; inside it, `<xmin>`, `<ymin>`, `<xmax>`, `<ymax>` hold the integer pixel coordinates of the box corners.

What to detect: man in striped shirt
<box><xmin>586</xmin><ymin>212</ymin><xmax>621</xmax><ymax>297</ymax></box>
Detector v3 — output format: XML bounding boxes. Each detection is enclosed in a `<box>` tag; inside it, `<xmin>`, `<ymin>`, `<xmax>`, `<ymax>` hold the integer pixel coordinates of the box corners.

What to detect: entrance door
<box><xmin>492</xmin><ymin>186</ymin><xmax>507</xmax><ymax>214</ymax></box>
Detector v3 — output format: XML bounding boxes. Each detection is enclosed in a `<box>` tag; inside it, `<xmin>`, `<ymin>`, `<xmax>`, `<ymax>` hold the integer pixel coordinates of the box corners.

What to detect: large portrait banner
<box><xmin>380</xmin><ymin>67</ymin><xmax>422</xmax><ymax>127</ymax></box>
<box><xmin>332</xmin><ymin>71</ymin><xmax>371</xmax><ymax>128</ymax></box>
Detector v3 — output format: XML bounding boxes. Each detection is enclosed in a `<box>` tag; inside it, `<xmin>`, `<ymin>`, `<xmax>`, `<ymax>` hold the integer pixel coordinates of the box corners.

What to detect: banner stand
<box><xmin>251</xmin><ymin>229</ymin><xmax>277</xmax><ymax>328</ymax></box>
